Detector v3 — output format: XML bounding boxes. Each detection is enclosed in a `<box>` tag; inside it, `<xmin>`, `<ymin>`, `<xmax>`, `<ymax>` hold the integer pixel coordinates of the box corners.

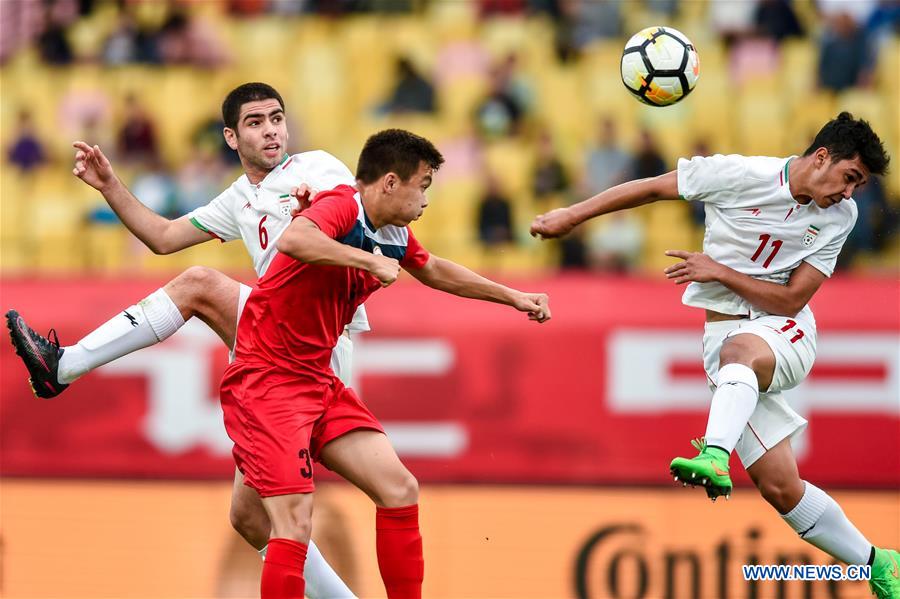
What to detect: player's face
<box><xmin>224</xmin><ymin>99</ymin><xmax>289</xmax><ymax>173</ymax></box>
<box><xmin>807</xmin><ymin>149</ymin><xmax>869</xmax><ymax>209</ymax></box>
<box><xmin>386</xmin><ymin>161</ymin><xmax>434</xmax><ymax>226</ymax></box>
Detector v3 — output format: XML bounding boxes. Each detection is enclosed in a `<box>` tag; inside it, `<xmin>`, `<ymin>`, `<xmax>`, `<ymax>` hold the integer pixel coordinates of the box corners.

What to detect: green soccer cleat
<box><xmin>869</xmin><ymin>548</ymin><xmax>900</xmax><ymax>599</ymax></box>
<box><xmin>669</xmin><ymin>437</ymin><xmax>733</xmax><ymax>501</ymax></box>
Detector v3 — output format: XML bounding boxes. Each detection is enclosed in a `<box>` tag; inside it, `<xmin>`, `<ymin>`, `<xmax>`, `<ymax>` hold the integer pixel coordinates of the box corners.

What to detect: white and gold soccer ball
<box><xmin>620</xmin><ymin>26</ymin><xmax>700</xmax><ymax>107</ymax></box>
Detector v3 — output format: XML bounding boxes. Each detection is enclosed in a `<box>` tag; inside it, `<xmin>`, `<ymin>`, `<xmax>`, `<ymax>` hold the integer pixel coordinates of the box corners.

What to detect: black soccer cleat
<box><xmin>5</xmin><ymin>309</ymin><xmax>68</xmax><ymax>399</ymax></box>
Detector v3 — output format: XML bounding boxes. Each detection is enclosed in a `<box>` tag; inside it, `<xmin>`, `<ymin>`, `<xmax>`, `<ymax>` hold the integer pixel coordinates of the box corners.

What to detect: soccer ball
<box><xmin>620</xmin><ymin>26</ymin><xmax>700</xmax><ymax>107</ymax></box>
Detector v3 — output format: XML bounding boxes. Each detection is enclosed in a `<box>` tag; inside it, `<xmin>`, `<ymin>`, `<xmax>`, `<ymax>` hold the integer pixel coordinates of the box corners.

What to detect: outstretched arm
<box><xmin>530</xmin><ymin>170</ymin><xmax>679</xmax><ymax>239</ymax></box>
<box><xmin>664</xmin><ymin>251</ymin><xmax>827</xmax><ymax>317</ymax></box>
<box><xmin>73</xmin><ymin>141</ymin><xmax>208</xmax><ymax>254</ymax></box>
<box><xmin>406</xmin><ymin>255</ymin><xmax>551</xmax><ymax>323</ymax></box>
<box><xmin>276</xmin><ymin>216</ymin><xmax>401</xmax><ymax>286</ymax></box>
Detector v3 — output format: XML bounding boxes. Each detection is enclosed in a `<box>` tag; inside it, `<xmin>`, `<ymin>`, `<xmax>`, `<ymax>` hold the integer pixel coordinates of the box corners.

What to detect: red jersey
<box><xmin>232</xmin><ymin>184</ymin><xmax>429</xmax><ymax>380</ymax></box>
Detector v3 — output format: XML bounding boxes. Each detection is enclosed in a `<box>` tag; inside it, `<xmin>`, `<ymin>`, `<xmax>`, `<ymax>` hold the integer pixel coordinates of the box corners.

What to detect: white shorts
<box><xmin>702</xmin><ymin>307</ymin><xmax>817</xmax><ymax>467</ymax></box>
<box><xmin>232</xmin><ymin>283</ymin><xmax>354</xmax><ymax>386</ymax></box>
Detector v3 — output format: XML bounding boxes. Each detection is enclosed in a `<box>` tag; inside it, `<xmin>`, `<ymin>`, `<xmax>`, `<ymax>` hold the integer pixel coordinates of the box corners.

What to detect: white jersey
<box><xmin>186</xmin><ymin>150</ymin><xmax>370</xmax><ymax>331</ymax></box>
<box><xmin>677</xmin><ymin>154</ymin><xmax>857</xmax><ymax>317</ymax></box>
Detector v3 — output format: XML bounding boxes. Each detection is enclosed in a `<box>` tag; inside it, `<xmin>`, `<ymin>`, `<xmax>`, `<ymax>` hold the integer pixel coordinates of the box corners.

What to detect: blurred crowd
<box><xmin>2</xmin><ymin>0</ymin><xmax>898</xmax><ymax>275</ymax></box>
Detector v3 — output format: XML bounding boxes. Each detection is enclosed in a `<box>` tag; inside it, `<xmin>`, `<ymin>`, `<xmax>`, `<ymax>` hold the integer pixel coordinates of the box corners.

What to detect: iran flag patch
<box><xmin>802</xmin><ymin>225</ymin><xmax>820</xmax><ymax>248</ymax></box>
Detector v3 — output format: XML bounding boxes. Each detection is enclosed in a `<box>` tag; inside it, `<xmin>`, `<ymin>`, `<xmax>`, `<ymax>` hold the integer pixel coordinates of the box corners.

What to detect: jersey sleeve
<box><xmin>301</xmin><ymin>187</ymin><xmax>359</xmax><ymax>239</ymax></box>
<box><xmin>676</xmin><ymin>154</ymin><xmax>748</xmax><ymax>206</ymax></box>
<box><xmin>294</xmin><ymin>151</ymin><xmax>355</xmax><ymax>192</ymax></box>
<box><xmin>401</xmin><ymin>226</ymin><xmax>430</xmax><ymax>269</ymax></box>
<box><xmin>185</xmin><ymin>187</ymin><xmax>242</xmax><ymax>242</ymax></box>
<box><xmin>804</xmin><ymin>203</ymin><xmax>858</xmax><ymax>277</ymax></box>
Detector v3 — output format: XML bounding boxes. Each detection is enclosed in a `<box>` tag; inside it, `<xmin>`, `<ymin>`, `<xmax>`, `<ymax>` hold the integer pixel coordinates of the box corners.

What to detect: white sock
<box><xmin>782</xmin><ymin>481</ymin><xmax>873</xmax><ymax>565</ymax></box>
<box><xmin>704</xmin><ymin>363</ymin><xmax>759</xmax><ymax>453</ymax></box>
<box><xmin>57</xmin><ymin>289</ymin><xmax>185</xmax><ymax>384</ymax></box>
<box><xmin>305</xmin><ymin>539</ymin><xmax>356</xmax><ymax>598</ymax></box>
<box><xmin>259</xmin><ymin>540</ymin><xmax>356</xmax><ymax>598</ymax></box>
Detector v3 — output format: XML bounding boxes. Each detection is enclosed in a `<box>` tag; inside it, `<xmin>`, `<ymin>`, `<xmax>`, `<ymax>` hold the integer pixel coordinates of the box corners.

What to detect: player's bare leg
<box><xmin>745</xmin><ymin>439</ymin><xmax>900</xmax><ymax>597</ymax></box>
<box><xmin>231</xmin><ymin>468</ymin><xmax>271</xmax><ymax>550</ymax></box>
<box><xmin>5</xmin><ymin>266</ymin><xmax>239</xmax><ymax>398</ymax></box>
<box><xmin>321</xmin><ymin>430</ymin><xmax>424</xmax><ymax>598</ymax></box>
<box><xmin>258</xmin><ymin>492</ymin><xmax>315</xmax><ymax>598</ymax></box>
<box><xmin>670</xmin><ymin>332</ymin><xmax>774</xmax><ymax>499</ymax></box>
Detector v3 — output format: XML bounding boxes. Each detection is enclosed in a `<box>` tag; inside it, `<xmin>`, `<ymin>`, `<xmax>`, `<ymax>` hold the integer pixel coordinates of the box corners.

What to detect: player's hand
<box><xmin>664</xmin><ymin>250</ymin><xmax>725</xmax><ymax>284</ymax></box>
<box><xmin>368</xmin><ymin>252</ymin><xmax>401</xmax><ymax>287</ymax></box>
<box><xmin>530</xmin><ymin>208</ymin><xmax>578</xmax><ymax>239</ymax></box>
<box><xmin>72</xmin><ymin>141</ymin><xmax>116</xmax><ymax>192</ymax></box>
<box><xmin>512</xmin><ymin>292</ymin><xmax>551</xmax><ymax>323</ymax></box>
<box><xmin>290</xmin><ymin>183</ymin><xmax>318</xmax><ymax>215</ymax></box>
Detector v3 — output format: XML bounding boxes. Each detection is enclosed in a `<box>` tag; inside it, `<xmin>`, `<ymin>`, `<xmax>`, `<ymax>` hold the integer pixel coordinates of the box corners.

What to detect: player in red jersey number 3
<box><xmin>221</xmin><ymin>129</ymin><xmax>550</xmax><ymax>599</ymax></box>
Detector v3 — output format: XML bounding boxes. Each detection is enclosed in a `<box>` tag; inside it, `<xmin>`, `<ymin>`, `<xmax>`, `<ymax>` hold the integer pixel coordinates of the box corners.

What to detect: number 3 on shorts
<box><xmin>298</xmin><ymin>448</ymin><xmax>312</xmax><ymax>479</ymax></box>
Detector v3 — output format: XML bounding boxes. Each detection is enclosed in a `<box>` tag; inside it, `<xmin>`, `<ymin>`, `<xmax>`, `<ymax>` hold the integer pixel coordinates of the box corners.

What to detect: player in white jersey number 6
<box><xmin>6</xmin><ymin>83</ymin><xmax>359</xmax><ymax>599</ymax></box>
<box><xmin>530</xmin><ymin>113</ymin><xmax>899</xmax><ymax>599</ymax></box>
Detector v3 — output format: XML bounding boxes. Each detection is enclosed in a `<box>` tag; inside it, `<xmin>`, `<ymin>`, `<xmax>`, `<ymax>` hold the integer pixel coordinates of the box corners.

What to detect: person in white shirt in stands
<box><xmin>530</xmin><ymin>112</ymin><xmax>899</xmax><ymax>599</ymax></box>
<box><xmin>7</xmin><ymin>82</ymin><xmax>360</xmax><ymax>599</ymax></box>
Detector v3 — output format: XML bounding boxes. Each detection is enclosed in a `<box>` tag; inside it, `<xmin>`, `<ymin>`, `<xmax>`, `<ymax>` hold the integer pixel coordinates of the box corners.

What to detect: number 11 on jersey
<box><xmin>751</xmin><ymin>233</ymin><xmax>783</xmax><ymax>268</ymax></box>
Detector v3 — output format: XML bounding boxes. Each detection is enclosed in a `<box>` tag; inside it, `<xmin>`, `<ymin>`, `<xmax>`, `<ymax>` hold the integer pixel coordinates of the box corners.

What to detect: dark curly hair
<box><xmin>356</xmin><ymin>129</ymin><xmax>444</xmax><ymax>184</ymax></box>
<box><xmin>803</xmin><ymin>112</ymin><xmax>890</xmax><ymax>175</ymax></box>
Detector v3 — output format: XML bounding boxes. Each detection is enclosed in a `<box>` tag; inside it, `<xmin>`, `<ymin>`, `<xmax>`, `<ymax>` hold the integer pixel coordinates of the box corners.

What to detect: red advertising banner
<box><xmin>1</xmin><ymin>275</ymin><xmax>897</xmax><ymax>486</ymax></box>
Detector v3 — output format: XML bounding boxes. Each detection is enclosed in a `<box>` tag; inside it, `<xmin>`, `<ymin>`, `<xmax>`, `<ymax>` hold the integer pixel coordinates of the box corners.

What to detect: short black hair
<box><xmin>356</xmin><ymin>129</ymin><xmax>444</xmax><ymax>184</ymax></box>
<box><xmin>803</xmin><ymin>112</ymin><xmax>890</xmax><ymax>175</ymax></box>
<box><xmin>221</xmin><ymin>82</ymin><xmax>285</xmax><ymax>131</ymax></box>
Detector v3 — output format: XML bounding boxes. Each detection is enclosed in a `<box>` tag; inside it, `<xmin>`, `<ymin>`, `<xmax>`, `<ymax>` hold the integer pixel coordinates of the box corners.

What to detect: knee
<box><xmin>378</xmin><ymin>471</ymin><xmax>419</xmax><ymax>507</ymax></box>
<box><xmin>169</xmin><ymin>266</ymin><xmax>223</xmax><ymax>312</ymax></box>
<box><xmin>269</xmin><ymin>512</ymin><xmax>313</xmax><ymax>544</ymax></box>
<box><xmin>177</xmin><ymin>266</ymin><xmax>218</xmax><ymax>294</ymax></box>
<box><xmin>755</xmin><ymin>477</ymin><xmax>803</xmax><ymax>514</ymax></box>
<box><xmin>229</xmin><ymin>501</ymin><xmax>267</xmax><ymax>543</ymax></box>
<box><xmin>718</xmin><ymin>338</ymin><xmax>753</xmax><ymax>369</ymax></box>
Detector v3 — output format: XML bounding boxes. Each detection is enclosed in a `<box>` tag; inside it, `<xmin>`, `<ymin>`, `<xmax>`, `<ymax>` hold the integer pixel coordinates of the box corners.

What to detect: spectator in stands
<box><xmin>194</xmin><ymin>117</ymin><xmax>243</xmax><ymax>166</ymax></box>
<box><xmin>7</xmin><ymin>110</ymin><xmax>47</xmax><ymax>172</ymax></box>
<box><xmin>477</xmin><ymin>173</ymin><xmax>515</xmax><ymax>246</ymax></box>
<box><xmin>585</xmin><ymin>213</ymin><xmax>645</xmax><ymax>272</ymax></box>
<box><xmin>754</xmin><ymin>0</ymin><xmax>804</xmax><ymax>42</ymax></box>
<box><xmin>532</xmin><ymin>129</ymin><xmax>569</xmax><ymax>204</ymax></box>
<box><xmin>709</xmin><ymin>0</ymin><xmax>759</xmax><ymax>47</ymax></box>
<box><xmin>102</xmin><ymin>11</ymin><xmax>161</xmax><ymax>65</ymax></box>
<box><xmin>645</xmin><ymin>0</ymin><xmax>680</xmax><ymax>17</ymax></box>
<box><xmin>157</xmin><ymin>9</ymin><xmax>229</xmax><ymax>67</ymax></box>
<box><xmin>475</xmin><ymin>53</ymin><xmax>531</xmax><ymax>138</ymax></box>
<box><xmin>130</xmin><ymin>158</ymin><xmax>179</xmax><ymax>218</ymax></box>
<box><xmin>557</xmin><ymin>230</ymin><xmax>589</xmax><ymax>269</ymax></box>
<box><xmin>36</xmin><ymin>0</ymin><xmax>75</xmax><ymax>65</ymax></box>
<box><xmin>632</xmin><ymin>129</ymin><xmax>667</xmax><ymax>180</ymax></box>
<box><xmin>117</xmin><ymin>94</ymin><xmax>159</xmax><ymax>166</ymax></box>
<box><xmin>176</xmin><ymin>139</ymin><xmax>229</xmax><ymax>215</ymax></box>
<box><xmin>555</xmin><ymin>0</ymin><xmax>623</xmax><ymax>60</ymax></box>
<box><xmin>479</xmin><ymin>0</ymin><xmax>526</xmax><ymax>17</ymax></box>
<box><xmin>839</xmin><ymin>176</ymin><xmax>898</xmax><ymax>268</ymax></box>
<box><xmin>581</xmin><ymin>118</ymin><xmax>631</xmax><ymax>198</ymax></box>
<box><xmin>378</xmin><ymin>57</ymin><xmax>436</xmax><ymax>115</ymax></box>
<box><xmin>817</xmin><ymin>11</ymin><xmax>874</xmax><ymax>91</ymax></box>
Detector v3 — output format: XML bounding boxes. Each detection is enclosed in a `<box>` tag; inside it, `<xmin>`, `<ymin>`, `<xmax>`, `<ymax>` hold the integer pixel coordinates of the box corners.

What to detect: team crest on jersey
<box><xmin>802</xmin><ymin>225</ymin><xmax>820</xmax><ymax>248</ymax></box>
<box><xmin>278</xmin><ymin>199</ymin><xmax>293</xmax><ymax>217</ymax></box>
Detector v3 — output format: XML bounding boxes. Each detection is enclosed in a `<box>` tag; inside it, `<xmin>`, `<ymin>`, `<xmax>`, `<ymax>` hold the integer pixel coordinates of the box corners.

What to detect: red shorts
<box><xmin>220</xmin><ymin>362</ymin><xmax>383</xmax><ymax>497</ymax></box>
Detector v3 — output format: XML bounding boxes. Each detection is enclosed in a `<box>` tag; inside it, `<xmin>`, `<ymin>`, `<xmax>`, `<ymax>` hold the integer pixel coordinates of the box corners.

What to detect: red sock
<box><xmin>261</xmin><ymin>538</ymin><xmax>307</xmax><ymax>599</ymax></box>
<box><xmin>376</xmin><ymin>504</ymin><xmax>424</xmax><ymax>599</ymax></box>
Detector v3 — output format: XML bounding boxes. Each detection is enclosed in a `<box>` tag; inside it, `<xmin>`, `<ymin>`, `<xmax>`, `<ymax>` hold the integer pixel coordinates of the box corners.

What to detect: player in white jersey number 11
<box><xmin>530</xmin><ymin>112</ymin><xmax>899</xmax><ymax>599</ymax></box>
<box><xmin>6</xmin><ymin>83</ymin><xmax>359</xmax><ymax>599</ymax></box>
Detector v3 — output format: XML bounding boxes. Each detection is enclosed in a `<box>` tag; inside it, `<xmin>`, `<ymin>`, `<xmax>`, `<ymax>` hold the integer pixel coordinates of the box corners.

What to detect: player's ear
<box><xmin>814</xmin><ymin>147</ymin><xmax>829</xmax><ymax>167</ymax></box>
<box><xmin>223</xmin><ymin>127</ymin><xmax>239</xmax><ymax>151</ymax></box>
<box><xmin>383</xmin><ymin>172</ymin><xmax>398</xmax><ymax>193</ymax></box>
